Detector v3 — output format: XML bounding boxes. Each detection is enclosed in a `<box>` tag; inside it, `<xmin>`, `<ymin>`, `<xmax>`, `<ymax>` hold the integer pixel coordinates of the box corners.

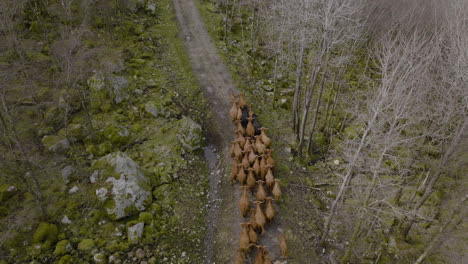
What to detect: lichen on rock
<box><xmin>127</xmin><ymin>222</ymin><xmax>144</xmax><ymax>242</ymax></box>
<box><xmin>93</xmin><ymin>152</ymin><xmax>152</xmax><ymax>220</ymax></box>
<box><xmin>176</xmin><ymin>116</ymin><xmax>203</xmax><ymax>153</ymax></box>
<box><xmin>108</xmin><ymin>75</ymin><xmax>129</xmax><ymax>104</ymax></box>
<box><xmin>41</xmin><ymin>135</ymin><xmax>70</xmax><ymax>153</ymax></box>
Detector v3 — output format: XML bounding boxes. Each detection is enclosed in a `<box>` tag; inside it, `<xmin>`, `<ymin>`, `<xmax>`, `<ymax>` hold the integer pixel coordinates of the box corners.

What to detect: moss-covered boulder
<box><xmin>93</xmin><ymin>152</ymin><xmax>152</xmax><ymax>220</ymax></box>
<box><xmin>108</xmin><ymin>75</ymin><xmax>129</xmax><ymax>104</ymax></box>
<box><xmin>44</xmin><ymin>106</ymin><xmax>65</xmax><ymax>128</ymax></box>
<box><xmin>32</xmin><ymin>222</ymin><xmax>58</xmax><ymax>250</ymax></box>
<box><xmin>88</xmin><ymin>72</ymin><xmax>109</xmax><ymax>113</ymax></box>
<box><xmin>103</xmin><ymin>125</ymin><xmax>130</xmax><ymax>146</ymax></box>
<box><xmin>176</xmin><ymin>116</ymin><xmax>203</xmax><ymax>153</ymax></box>
<box><xmin>60</xmin><ymin>123</ymin><xmax>88</xmax><ymax>141</ymax></box>
<box><xmin>61</xmin><ymin>165</ymin><xmax>75</xmax><ymax>184</ymax></box>
<box><xmin>57</xmin><ymin>255</ymin><xmax>74</xmax><ymax>264</ymax></box>
<box><xmin>93</xmin><ymin>253</ymin><xmax>107</xmax><ymax>263</ymax></box>
<box><xmin>41</xmin><ymin>135</ymin><xmax>70</xmax><ymax>153</ymax></box>
<box><xmin>53</xmin><ymin>240</ymin><xmax>71</xmax><ymax>256</ymax></box>
<box><xmin>0</xmin><ymin>184</ymin><xmax>17</xmax><ymax>203</ymax></box>
<box><xmin>78</xmin><ymin>238</ymin><xmax>95</xmax><ymax>252</ymax></box>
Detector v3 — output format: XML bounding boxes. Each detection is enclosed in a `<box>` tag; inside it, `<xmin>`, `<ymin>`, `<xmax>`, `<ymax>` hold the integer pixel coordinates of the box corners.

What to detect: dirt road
<box><xmin>173</xmin><ymin>0</ymin><xmax>284</xmax><ymax>263</ymax></box>
<box><xmin>172</xmin><ymin>0</ymin><xmax>241</xmax><ymax>263</ymax></box>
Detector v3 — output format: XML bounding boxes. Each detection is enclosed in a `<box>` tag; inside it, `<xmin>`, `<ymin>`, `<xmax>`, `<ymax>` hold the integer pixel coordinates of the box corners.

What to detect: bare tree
<box><xmin>297</xmin><ymin>0</ymin><xmax>366</xmax><ymax>156</ymax></box>
<box><xmin>321</xmin><ymin>30</ymin><xmax>435</xmax><ymax>244</ymax></box>
<box><xmin>400</xmin><ymin>0</ymin><xmax>468</xmax><ymax>239</ymax></box>
<box><xmin>414</xmin><ymin>195</ymin><xmax>467</xmax><ymax>264</ymax></box>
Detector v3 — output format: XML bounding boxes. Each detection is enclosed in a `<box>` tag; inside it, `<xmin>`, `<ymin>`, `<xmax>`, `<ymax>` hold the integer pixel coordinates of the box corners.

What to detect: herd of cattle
<box><xmin>229</xmin><ymin>92</ymin><xmax>288</xmax><ymax>264</ymax></box>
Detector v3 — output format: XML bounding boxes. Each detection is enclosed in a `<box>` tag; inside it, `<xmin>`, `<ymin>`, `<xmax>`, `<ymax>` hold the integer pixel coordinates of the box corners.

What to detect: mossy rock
<box><xmin>106</xmin><ymin>240</ymin><xmax>130</xmax><ymax>252</ymax></box>
<box><xmin>88</xmin><ymin>72</ymin><xmax>109</xmax><ymax>113</ymax></box>
<box><xmin>78</xmin><ymin>238</ymin><xmax>95</xmax><ymax>252</ymax></box>
<box><xmin>0</xmin><ymin>184</ymin><xmax>17</xmax><ymax>202</ymax></box>
<box><xmin>41</xmin><ymin>135</ymin><xmax>70</xmax><ymax>153</ymax></box>
<box><xmin>57</xmin><ymin>254</ymin><xmax>74</xmax><ymax>264</ymax></box>
<box><xmin>59</xmin><ymin>124</ymin><xmax>88</xmax><ymax>141</ymax></box>
<box><xmin>93</xmin><ymin>253</ymin><xmax>107</xmax><ymax>263</ymax></box>
<box><xmin>32</xmin><ymin>222</ymin><xmax>58</xmax><ymax>250</ymax></box>
<box><xmin>176</xmin><ymin>116</ymin><xmax>203</xmax><ymax>153</ymax></box>
<box><xmin>44</xmin><ymin>106</ymin><xmax>65</xmax><ymax>128</ymax></box>
<box><xmin>103</xmin><ymin>126</ymin><xmax>130</xmax><ymax>146</ymax></box>
<box><xmin>53</xmin><ymin>240</ymin><xmax>71</xmax><ymax>256</ymax></box>
<box><xmin>97</xmin><ymin>141</ymin><xmax>113</xmax><ymax>156</ymax></box>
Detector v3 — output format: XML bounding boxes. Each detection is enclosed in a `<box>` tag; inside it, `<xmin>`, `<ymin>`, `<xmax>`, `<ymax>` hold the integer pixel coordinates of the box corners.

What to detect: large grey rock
<box><xmin>94</xmin><ymin>152</ymin><xmax>151</xmax><ymax>220</ymax></box>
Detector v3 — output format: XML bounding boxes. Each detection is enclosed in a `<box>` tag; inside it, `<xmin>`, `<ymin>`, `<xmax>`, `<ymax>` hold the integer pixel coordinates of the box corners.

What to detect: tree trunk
<box><xmin>298</xmin><ymin>66</ymin><xmax>320</xmax><ymax>156</ymax></box>
<box><xmin>293</xmin><ymin>39</ymin><xmax>305</xmax><ymax>139</ymax></box>
<box><xmin>307</xmin><ymin>71</ymin><xmax>328</xmax><ymax>155</ymax></box>
<box><xmin>250</xmin><ymin>5</ymin><xmax>256</xmax><ymax>68</ymax></box>
<box><xmin>272</xmin><ymin>54</ymin><xmax>279</xmax><ymax>109</ymax></box>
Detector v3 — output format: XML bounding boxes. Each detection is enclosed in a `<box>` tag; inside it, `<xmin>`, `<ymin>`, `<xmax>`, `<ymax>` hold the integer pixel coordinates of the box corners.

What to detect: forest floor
<box><xmin>173</xmin><ymin>0</ymin><xmax>284</xmax><ymax>263</ymax></box>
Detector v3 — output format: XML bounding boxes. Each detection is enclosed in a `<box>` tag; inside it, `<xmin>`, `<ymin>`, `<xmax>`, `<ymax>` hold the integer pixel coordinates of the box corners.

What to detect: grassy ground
<box><xmin>0</xmin><ymin>0</ymin><xmax>210</xmax><ymax>263</ymax></box>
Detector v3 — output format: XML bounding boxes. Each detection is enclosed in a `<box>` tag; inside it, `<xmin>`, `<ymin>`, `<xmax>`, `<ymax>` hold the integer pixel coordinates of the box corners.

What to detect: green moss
<box><xmin>86</xmin><ymin>144</ymin><xmax>97</xmax><ymax>155</ymax></box>
<box><xmin>41</xmin><ymin>135</ymin><xmax>67</xmax><ymax>152</ymax></box>
<box><xmin>53</xmin><ymin>240</ymin><xmax>70</xmax><ymax>256</ymax></box>
<box><xmin>57</xmin><ymin>254</ymin><xmax>74</xmax><ymax>264</ymax></box>
<box><xmin>124</xmin><ymin>204</ymin><xmax>138</xmax><ymax>216</ymax></box>
<box><xmin>94</xmin><ymin>253</ymin><xmax>107</xmax><ymax>263</ymax></box>
<box><xmin>106</xmin><ymin>240</ymin><xmax>130</xmax><ymax>252</ymax></box>
<box><xmin>103</xmin><ymin>126</ymin><xmax>130</xmax><ymax>146</ymax></box>
<box><xmin>58</xmin><ymin>233</ymin><xmax>66</xmax><ymax>240</ymax></box>
<box><xmin>90</xmin><ymin>209</ymin><xmax>105</xmax><ymax>224</ymax></box>
<box><xmin>78</xmin><ymin>238</ymin><xmax>95</xmax><ymax>252</ymax></box>
<box><xmin>343</xmin><ymin>125</ymin><xmax>363</xmax><ymax>140</ymax></box>
<box><xmin>44</xmin><ymin>106</ymin><xmax>65</xmax><ymax>128</ymax></box>
<box><xmin>98</xmin><ymin>141</ymin><xmax>113</xmax><ymax>156</ymax></box>
<box><xmin>30</xmin><ymin>21</ymin><xmax>41</xmax><ymax>33</ymax></box>
<box><xmin>32</xmin><ymin>222</ymin><xmax>58</xmax><ymax>249</ymax></box>
<box><xmin>142</xmin><ymin>224</ymin><xmax>157</xmax><ymax>243</ymax></box>
<box><xmin>138</xmin><ymin>212</ymin><xmax>153</xmax><ymax>224</ymax></box>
